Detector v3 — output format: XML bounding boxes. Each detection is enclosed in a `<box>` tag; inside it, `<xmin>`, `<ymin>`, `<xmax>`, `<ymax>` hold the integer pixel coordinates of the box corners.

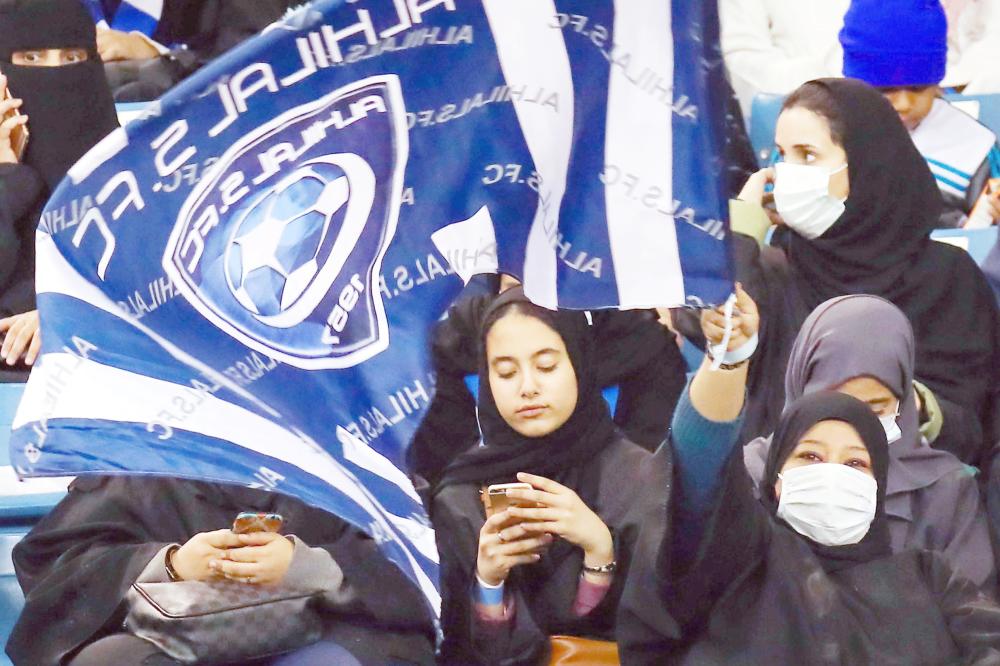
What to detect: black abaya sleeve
<box><xmin>0</xmin><ymin>163</ymin><xmax>43</xmax><ymax>317</ymax></box>
<box><xmin>6</xmin><ymin>477</ymin><xmax>177</xmax><ymax>666</ymax></box>
<box><xmin>923</xmin><ymin>549</ymin><xmax>1000</xmax><ymax>663</ymax></box>
<box><xmin>433</xmin><ymin>485</ymin><xmax>549</xmax><ymax>665</ymax></box>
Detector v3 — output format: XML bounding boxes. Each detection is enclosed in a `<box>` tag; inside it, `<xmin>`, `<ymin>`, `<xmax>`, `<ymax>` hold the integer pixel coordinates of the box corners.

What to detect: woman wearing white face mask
<box><xmin>707</xmin><ymin>77</ymin><xmax>1000</xmax><ymax>467</ymax></box>
<box><xmin>743</xmin><ymin>294</ymin><xmax>994</xmax><ymax>589</ymax></box>
<box><xmin>618</xmin><ymin>299</ymin><xmax>1000</xmax><ymax>664</ymax></box>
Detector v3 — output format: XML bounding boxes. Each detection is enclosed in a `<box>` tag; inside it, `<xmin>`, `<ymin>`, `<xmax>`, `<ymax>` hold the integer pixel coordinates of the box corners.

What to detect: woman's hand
<box><xmin>0</xmin><ymin>310</ymin><xmax>40</xmax><ymax>366</ymax></box>
<box><xmin>737</xmin><ymin>167</ymin><xmax>775</xmax><ymax>207</ymax></box>
<box><xmin>170</xmin><ymin>529</ymin><xmax>244</xmax><ymax>581</ymax></box>
<box><xmin>0</xmin><ymin>75</ymin><xmax>27</xmax><ymax>165</ymax></box>
<box><xmin>210</xmin><ymin>532</ymin><xmax>295</xmax><ymax>585</ymax></box>
<box><xmin>209</xmin><ymin>532</ymin><xmax>295</xmax><ymax>585</ymax></box>
<box><xmin>96</xmin><ymin>27</ymin><xmax>160</xmax><ymax>62</ymax></box>
<box><xmin>503</xmin><ymin>472</ymin><xmax>614</xmax><ymax>568</ymax></box>
<box><xmin>476</xmin><ymin>509</ymin><xmax>551</xmax><ymax>587</ymax></box>
<box><xmin>700</xmin><ymin>283</ymin><xmax>759</xmax><ymax>352</ymax></box>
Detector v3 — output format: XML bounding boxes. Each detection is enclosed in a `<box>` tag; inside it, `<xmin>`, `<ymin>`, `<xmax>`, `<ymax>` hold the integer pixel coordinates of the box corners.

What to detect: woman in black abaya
<box><xmin>6</xmin><ymin>476</ymin><xmax>435</xmax><ymax>665</ymax></box>
<box><xmin>619</xmin><ymin>303</ymin><xmax>1000</xmax><ymax>664</ymax></box>
<box><xmin>0</xmin><ymin>0</ymin><xmax>120</xmax><ymax>372</ymax></box>
<box><xmin>432</xmin><ymin>287</ymin><xmax>663</xmax><ymax>665</ymax></box>
<box><xmin>704</xmin><ymin>77</ymin><xmax>1000</xmax><ymax>463</ymax></box>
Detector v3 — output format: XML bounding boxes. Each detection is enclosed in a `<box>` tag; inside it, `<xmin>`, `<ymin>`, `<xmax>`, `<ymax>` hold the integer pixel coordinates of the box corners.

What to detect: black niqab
<box><xmin>437</xmin><ymin>287</ymin><xmax>616</xmax><ymax>494</ymax></box>
<box><xmin>761</xmin><ymin>391</ymin><xmax>892</xmax><ymax>572</ymax></box>
<box><xmin>0</xmin><ymin>0</ymin><xmax>119</xmax><ymax>190</ymax></box>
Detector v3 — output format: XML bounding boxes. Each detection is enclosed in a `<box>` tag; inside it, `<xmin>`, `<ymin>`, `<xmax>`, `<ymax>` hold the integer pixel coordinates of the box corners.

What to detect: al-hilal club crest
<box><xmin>165</xmin><ymin>76</ymin><xmax>408</xmax><ymax>369</ymax></box>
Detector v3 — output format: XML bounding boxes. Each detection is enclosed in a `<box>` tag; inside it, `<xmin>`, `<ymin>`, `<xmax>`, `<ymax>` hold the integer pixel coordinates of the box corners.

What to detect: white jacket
<box><xmin>721</xmin><ymin>0</ymin><xmax>1000</xmax><ymax>117</ymax></box>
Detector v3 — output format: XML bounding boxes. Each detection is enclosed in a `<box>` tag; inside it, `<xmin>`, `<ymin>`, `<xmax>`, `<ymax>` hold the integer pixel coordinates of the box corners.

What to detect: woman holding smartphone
<box><xmin>7</xmin><ymin>476</ymin><xmax>435</xmax><ymax>665</ymax></box>
<box><xmin>432</xmin><ymin>286</ymin><xmax>662</xmax><ymax>665</ymax></box>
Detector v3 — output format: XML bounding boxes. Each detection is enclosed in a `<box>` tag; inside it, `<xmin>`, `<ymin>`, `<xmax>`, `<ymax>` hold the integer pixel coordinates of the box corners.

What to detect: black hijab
<box><xmin>772</xmin><ymin>77</ymin><xmax>1000</xmax><ymax>430</ymax></box>
<box><xmin>760</xmin><ymin>391</ymin><xmax>892</xmax><ymax>572</ymax></box>
<box><xmin>437</xmin><ymin>287</ymin><xmax>616</xmax><ymax>493</ymax></box>
<box><xmin>0</xmin><ymin>0</ymin><xmax>119</xmax><ymax>190</ymax></box>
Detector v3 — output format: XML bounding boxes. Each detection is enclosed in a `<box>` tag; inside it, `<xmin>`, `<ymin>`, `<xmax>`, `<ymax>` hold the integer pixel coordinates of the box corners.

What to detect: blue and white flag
<box><xmin>86</xmin><ymin>0</ymin><xmax>164</xmax><ymax>38</ymax></box>
<box><xmin>11</xmin><ymin>0</ymin><xmax>732</xmax><ymax>616</ymax></box>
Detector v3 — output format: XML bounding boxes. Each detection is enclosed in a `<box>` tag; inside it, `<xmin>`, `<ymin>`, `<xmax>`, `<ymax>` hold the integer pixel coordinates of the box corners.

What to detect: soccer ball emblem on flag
<box><xmin>226</xmin><ymin>161</ymin><xmax>353</xmax><ymax>323</ymax></box>
<box><xmin>165</xmin><ymin>77</ymin><xmax>408</xmax><ymax>369</ymax></box>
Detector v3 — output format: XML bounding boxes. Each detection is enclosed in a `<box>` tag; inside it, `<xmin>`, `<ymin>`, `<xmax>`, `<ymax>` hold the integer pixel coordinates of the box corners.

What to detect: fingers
<box><xmin>1</xmin><ymin>315</ymin><xmax>28</xmax><ymax>364</ymax></box>
<box><xmin>506</xmin><ymin>506</ymin><xmax>563</xmax><ymax>523</ymax></box>
<box><xmin>236</xmin><ymin>531</ymin><xmax>282</xmax><ymax>546</ymax></box>
<box><xmin>0</xmin><ymin>96</ymin><xmax>23</xmax><ymax>118</ymax></box>
<box><xmin>481</xmin><ymin>509</ymin><xmax>514</xmax><ymax>535</ymax></box>
<box><xmin>497</xmin><ymin>534</ymin><xmax>552</xmax><ymax>556</ymax></box>
<box><xmin>0</xmin><ymin>113</ymin><xmax>28</xmax><ymax>139</ymax></box>
<box><xmin>222</xmin><ymin>545</ymin><xmax>269</xmax><ymax>562</ymax></box>
<box><xmin>516</xmin><ymin>472</ymin><xmax>567</xmax><ymax>494</ymax></box>
<box><xmin>25</xmin><ymin>329</ymin><xmax>41</xmax><ymax>366</ymax></box>
<box><xmin>202</xmin><ymin>528</ymin><xmax>244</xmax><ymax>549</ymax></box>
<box><xmin>210</xmin><ymin>558</ymin><xmax>259</xmax><ymax>580</ymax></box>
<box><xmin>734</xmin><ymin>283</ymin><xmax>758</xmax><ymax>316</ymax></box>
<box><xmin>502</xmin><ymin>487</ymin><xmax>561</xmax><ymax>507</ymax></box>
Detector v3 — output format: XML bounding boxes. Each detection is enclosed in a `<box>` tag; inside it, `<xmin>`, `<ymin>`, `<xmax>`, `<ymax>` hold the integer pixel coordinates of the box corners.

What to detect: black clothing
<box><xmin>619</xmin><ymin>392</ymin><xmax>1000</xmax><ymax>664</ymax></box>
<box><xmin>105</xmin><ymin>0</ymin><xmax>299</xmax><ymax>102</ymax></box>
<box><xmin>0</xmin><ymin>0</ymin><xmax>119</xmax><ymax>191</ymax></box>
<box><xmin>432</xmin><ymin>289</ymin><xmax>667</xmax><ymax>663</ymax></box>
<box><xmin>410</xmin><ymin>288</ymin><xmax>685</xmax><ymax>486</ymax></box>
<box><xmin>5</xmin><ymin>476</ymin><xmax>435</xmax><ymax>666</ymax></box>
<box><xmin>434</xmin><ymin>437</ymin><xmax>660</xmax><ymax>665</ymax></box>
<box><xmin>0</xmin><ymin>163</ymin><xmax>43</xmax><ymax>317</ymax></box>
<box><xmin>437</xmin><ymin>287</ymin><xmax>617</xmax><ymax>490</ymax></box>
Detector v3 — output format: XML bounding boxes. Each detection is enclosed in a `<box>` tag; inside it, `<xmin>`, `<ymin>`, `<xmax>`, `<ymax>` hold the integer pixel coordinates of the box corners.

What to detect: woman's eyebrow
<box><xmin>531</xmin><ymin>348</ymin><xmax>560</xmax><ymax>358</ymax></box>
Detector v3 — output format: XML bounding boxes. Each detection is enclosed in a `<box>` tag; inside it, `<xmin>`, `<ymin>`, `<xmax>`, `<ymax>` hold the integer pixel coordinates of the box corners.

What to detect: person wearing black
<box><xmin>619</xmin><ymin>295</ymin><xmax>1000</xmax><ymax>664</ymax></box>
<box><xmin>6</xmin><ymin>475</ymin><xmax>435</xmax><ymax>665</ymax></box>
<box><xmin>699</xmin><ymin>77</ymin><xmax>1000</xmax><ymax>464</ymax></box>
<box><xmin>96</xmin><ymin>0</ymin><xmax>300</xmax><ymax>102</ymax></box>
<box><xmin>409</xmin><ymin>276</ymin><xmax>686</xmax><ymax>488</ymax></box>
<box><xmin>0</xmin><ymin>0</ymin><xmax>120</xmax><ymax>376</ymax></box>
<box><xmin>432</xmin><ymin>287</ymin><xmax>662</xmax><ymax>664</ymax></box>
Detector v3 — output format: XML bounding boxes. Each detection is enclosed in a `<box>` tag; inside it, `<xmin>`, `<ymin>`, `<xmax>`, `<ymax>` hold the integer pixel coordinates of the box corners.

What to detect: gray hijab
<box><xmin>744</xmin><ymin>294</ymin><xmax>966</xmax><ymax>507</ymax></box>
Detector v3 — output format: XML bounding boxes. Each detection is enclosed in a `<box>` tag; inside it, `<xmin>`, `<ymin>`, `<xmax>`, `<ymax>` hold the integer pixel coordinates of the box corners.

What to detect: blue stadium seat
<box><xmin>930</xmin><ymin>227</ymin><xmax>999</xmax><ymax>266</ymax></box>
<box><xmin>943</xmin><ymin>93</ymin><xmax>1000</xmax><ymax>137</ymax></box>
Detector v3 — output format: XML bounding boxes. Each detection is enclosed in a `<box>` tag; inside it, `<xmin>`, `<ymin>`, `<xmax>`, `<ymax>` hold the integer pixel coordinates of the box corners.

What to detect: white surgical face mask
<box><xmin>776</xmin><ymin>462</ymin><xmax>877</xmax><ymax>547</ymax></box>
<box><xmin>773</xmin><ymin>162</ymin><xmax>848</xmax><ymax>240</ymax></box>
<box><xmin>878</xmin><ymin>412</ymin><xmax>901</xmax><ymax>444</ymax></box>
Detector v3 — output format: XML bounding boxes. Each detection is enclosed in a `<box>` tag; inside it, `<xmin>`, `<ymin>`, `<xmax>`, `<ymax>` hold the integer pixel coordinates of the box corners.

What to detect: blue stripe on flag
<box><xmin>551</xmin><ymin>0</ymin><xmax>620</xmax><ymax>308</ymax></box>
<box><xmin>669</xmin><ymin>0</ymin><xmax>732</xmax><ymax>305</ymax></box>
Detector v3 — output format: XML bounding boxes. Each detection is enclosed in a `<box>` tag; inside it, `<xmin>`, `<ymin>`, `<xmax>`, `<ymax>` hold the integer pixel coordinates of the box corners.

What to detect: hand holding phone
<box><xmin>231</xmin><ymin>512</ymin><xmax>284</xmax><ymax>534</ymax></box>
<box><xmin>0</xmin><ymin>74</ymin><xmax>28</xmax><ymax>164</ymax></box>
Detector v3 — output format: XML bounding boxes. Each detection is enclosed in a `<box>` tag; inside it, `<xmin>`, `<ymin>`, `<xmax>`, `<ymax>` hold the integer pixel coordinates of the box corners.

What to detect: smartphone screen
<box><xmin>232</xmin><ymin>512</ymin><xmax>284</xmax><ymax>534</ymax></box>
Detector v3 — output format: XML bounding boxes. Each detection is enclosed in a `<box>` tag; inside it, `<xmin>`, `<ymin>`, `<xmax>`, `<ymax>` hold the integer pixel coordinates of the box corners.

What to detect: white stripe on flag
<box><xmin>483</xmin><ymin>0</ymin><xmax>574</xmax><ymax>309</ymax></box>
<box><xmin>126</xmin><ymin>0</ymin><xmax>164</xmax><ymax>19</ymax></box>
<box><xmin>15</xmin><ymin>352</ymin><xmax>442</xmax><ymax>605</ymax></box>
<box><xmin>604</xmin><ymin>0</ymin><xmax>685</xmax><ymax>307</ymax></box>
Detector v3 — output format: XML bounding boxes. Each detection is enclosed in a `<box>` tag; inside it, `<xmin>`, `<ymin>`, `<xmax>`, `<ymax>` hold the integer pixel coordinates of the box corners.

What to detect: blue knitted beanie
<box><xmin>840</xmin><ymin>0</ymin><xmax>947</xmax><ymax>87</ymax></box>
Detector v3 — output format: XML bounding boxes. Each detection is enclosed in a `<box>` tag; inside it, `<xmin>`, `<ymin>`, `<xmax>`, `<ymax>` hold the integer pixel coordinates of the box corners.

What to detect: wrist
<box><xmin>164</xmin><ymin>544</ymin><xmax>183</xmax><ymax>581</ymax></box>
<box><xmin>583</xmin><ymin>529</ymin><xmax>614</xmax><ymax>568</ymax></box>
<box><xmin>476</xmin><ymin>564</ymin><xmax>505</xmax><ymax>587</ymax></box>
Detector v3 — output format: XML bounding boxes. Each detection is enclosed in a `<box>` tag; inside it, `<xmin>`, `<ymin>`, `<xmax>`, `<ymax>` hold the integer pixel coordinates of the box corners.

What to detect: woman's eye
<box><xmin>797</xmin><ymin>451</ymin><xmax>821</xmax><ymax>462</ymax></box>
<box><xmin>537</xmin><ymin>365</ymin><xmax>556</xmax><ymax>373</ymax></box>
<box><xmin>804</xmin><ymin>152</ymin><xmax>816</xmax><ymax>163</ymax></box>
<box><xmin>846</xmin><ymin>459</ymin><xmax>870</xmax><ymax>469</ymax></box>
<box><xmin>498</xmin><ymin>371</ymin><xmax>515</xmax><ymax>380</ymax></box>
